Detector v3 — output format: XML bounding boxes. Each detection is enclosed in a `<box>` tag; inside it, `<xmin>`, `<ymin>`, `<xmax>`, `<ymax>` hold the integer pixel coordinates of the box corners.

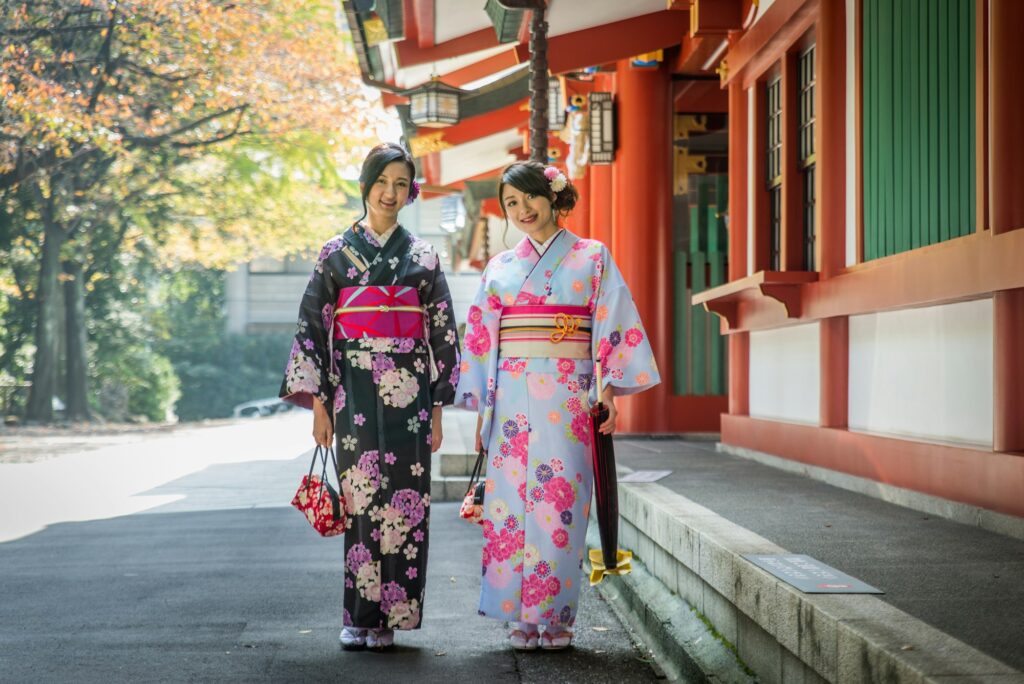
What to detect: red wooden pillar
<box><xmin>819</xmin><ymin>316</ymin><xmax>848</xmax><ymax>428</ymax></box>
<box><xmin>990</xmin><ymin>0</ymin><xmax>1024</xmax><ymax>453</ymax></box>
<box><xmin>726</xmin><ymin>78</ymin><xmax>750</xmax><ymax>418</ymax></box>
<box><xmin>589</xmin><ymin>165</ymin><xmax>612</xmax><ymax>246</ymax></box>
<box><xmin>727</xmin><ymin>80</ymin><xmax>748</xmax><ymax>281</ymax></box>
<box><xmin>994</xmin><ymin>290</ymin><xmax>1024</xmax><ymax>453</ymax></box>
<box><xmin>990</xmin><ymin>0</ymin><xmax>1024</xmax><ymax>235</ymax></box>
<box><xmin>566</xmin><ymin>169</ymin><xmax>591</xmax><ymax>238</ymax></box>
<box><xmin>729</xmin><ymin>332</ymin><xmax>749</xmax><ymax>416</ymax></box>
<box><xmin>611</xmin><ymin>60</ymin><xmax>672</xmax><ymax>432</ymax></box>
<box><xmin>816</xmin><ymin>0</ymin><xmax>848</xmax><ymax>432</ymax></box>
<box><xmin>817</xmin><ymin>0</ymin><xmax>846</xmax><ymax>277</ymax></box>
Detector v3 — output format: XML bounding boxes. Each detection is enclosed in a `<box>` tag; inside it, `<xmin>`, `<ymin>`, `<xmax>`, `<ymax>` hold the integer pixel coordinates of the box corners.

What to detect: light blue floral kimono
<box><xmin>455</xmin><ymin>229</ymin><xmax>659</xmax><ymax>628</ymax></box>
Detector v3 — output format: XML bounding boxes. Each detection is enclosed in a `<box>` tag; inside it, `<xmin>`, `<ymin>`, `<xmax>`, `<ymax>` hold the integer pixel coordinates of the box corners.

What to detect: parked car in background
<box><xmin>231</xmin><ymin>397</ymin><xmax>296</xmax><ymax>419</ymax></box>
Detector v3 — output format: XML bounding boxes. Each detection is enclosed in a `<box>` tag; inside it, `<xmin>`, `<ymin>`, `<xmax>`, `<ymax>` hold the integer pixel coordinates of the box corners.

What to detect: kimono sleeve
<box><xmin>422</xmin><ymin>256</ymin><xmax>461</xmax><ymax>406</ymax></box>
<box><xmin>279</xmin><ymin>238</ymin><xmax>343</xmax><ymax>411</ymax></box>
<box><xmin>454</xmin><ymin>266</ymin><xmax>500</xmax><ymax>414</ymax></box>
<box><xmin>591</xmin><ymin>245</ymin><xmax>661</xmax><ymax>397</ymax></box>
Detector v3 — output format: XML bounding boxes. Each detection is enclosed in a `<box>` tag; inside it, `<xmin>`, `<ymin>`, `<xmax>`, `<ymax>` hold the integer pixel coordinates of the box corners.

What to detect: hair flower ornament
<box><xmin>544</xmin><ymin>165</ymin><xmax>567</xmax><ymax>193</ymax></box>
<box><xmin>406</xmin><ymin>179</ymin><xmax>421</xmax><ymax>205</ymax></box>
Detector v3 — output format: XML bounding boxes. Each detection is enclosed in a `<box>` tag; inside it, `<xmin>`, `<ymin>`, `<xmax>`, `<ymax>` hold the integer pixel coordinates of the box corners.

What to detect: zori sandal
<box><xmin>509</xmin><ymin>621</ymin><xmax>540</xmax><ymax>650</ymax></box>
<box><xmin>366</xmin><ymin>628</ymin><xmax>394</xmax><ymax>650</ymax></box>
<box><xmin>339</xmin><ymin>627</ymin><xmax>366</xmax><ymax>650</ymax></box>
<box><xmin>540</xmin><ymin>627</ymin><xmax>573</xmax><ymax>651</ymax></box>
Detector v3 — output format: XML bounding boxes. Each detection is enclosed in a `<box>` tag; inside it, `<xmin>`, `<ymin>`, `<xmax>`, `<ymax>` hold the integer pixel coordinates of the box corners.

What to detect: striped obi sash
<box><xmin>498</xmin><ymin>305</ymin><xmax>592</xmax><ymax>359</ymax></box>
<box><xmin>333</xmin><ymin>285</ymin><xmax>425</xmax><ymax>339</ymax></box>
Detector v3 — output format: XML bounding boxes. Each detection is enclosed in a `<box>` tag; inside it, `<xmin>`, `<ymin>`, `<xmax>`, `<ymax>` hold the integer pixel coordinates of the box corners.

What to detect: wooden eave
<box><xmin>543</xmin><ymin>10</ymin><xmax>692</xmax><ymax>75</ymax></box>
<box><xmin>722</xmin><ymin>0</ymin><xmax>818</xmax><ymax>88</ymax></box>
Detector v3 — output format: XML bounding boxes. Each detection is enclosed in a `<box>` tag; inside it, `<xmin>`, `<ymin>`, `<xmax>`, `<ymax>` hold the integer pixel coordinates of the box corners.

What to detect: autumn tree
<box><xmin>0</xmin><ymin>0</ymin><xmax>381</xmax><ymax>422</ymax></box>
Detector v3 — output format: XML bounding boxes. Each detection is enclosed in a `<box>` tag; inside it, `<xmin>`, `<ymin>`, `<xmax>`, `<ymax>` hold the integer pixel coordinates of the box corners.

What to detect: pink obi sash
<box><xmin>333</xmin><ymin>286</ymin><xmax>425</xmax><ymax>339</ymax></box>
<box><xmin>498</xmin><ymin>305</ymin><xmax>592</xmax><ymax>359</ymax></box>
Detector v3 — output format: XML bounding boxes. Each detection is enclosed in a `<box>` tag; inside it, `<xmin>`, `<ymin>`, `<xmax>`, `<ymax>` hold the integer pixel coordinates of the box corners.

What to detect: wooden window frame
<box><xmin>755</xmin><ymin>30</ymin><xmax>817</xmax><ymax>274</ymax></box>
<box><xmin>799</xmin><ymin>44</ymin><xmax>817</xmax><ymax>271</ymax></box>
<box><xmin>766</xmin><ymin>76</ymin><xmax>783</xmax><ymax>271</ymax></box>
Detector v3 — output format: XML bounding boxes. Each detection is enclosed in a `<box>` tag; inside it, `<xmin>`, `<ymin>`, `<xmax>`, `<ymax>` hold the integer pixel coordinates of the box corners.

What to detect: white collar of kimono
<box><xmin>528</xmin><ymin>228</ymin><xmax>563</xmax><ymax>255</ymax></box>
<box><xmin>359</xmin><ymin>221</ymin><xmax>399</xmax><ymax>246</ymax></box>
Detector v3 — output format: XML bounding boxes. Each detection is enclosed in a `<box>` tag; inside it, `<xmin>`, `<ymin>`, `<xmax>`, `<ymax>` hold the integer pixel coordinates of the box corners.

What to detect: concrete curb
<box><xmin>585</xmin><ymin>521</ymin><xmax>757</xmax><ymax>683</ymax></box>
<box><xmin>616</xmin><ymin>482</ymin><xmax>1024</xmax><ymax>684</ymax></box>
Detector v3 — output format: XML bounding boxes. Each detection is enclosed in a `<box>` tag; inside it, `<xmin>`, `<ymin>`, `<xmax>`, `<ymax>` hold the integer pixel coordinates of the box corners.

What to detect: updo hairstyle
<box><xmin>497</xmin><ymin>160</ymin><xmax>579</xmax><ymax>221</ymax></box>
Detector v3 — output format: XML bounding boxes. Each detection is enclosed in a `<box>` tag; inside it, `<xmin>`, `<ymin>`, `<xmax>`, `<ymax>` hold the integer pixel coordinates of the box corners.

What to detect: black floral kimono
<box><xmin>280</xmin><ymin>223</ymin><xmax>460</xmax><ymax>630</ymax></box>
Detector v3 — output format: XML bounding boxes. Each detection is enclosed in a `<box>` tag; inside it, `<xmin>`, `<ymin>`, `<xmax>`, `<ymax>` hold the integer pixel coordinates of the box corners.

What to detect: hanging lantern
<box><xmin>484</xmin><ymin>0</ymin><xmax>527</xmax><ymax>43</ymax></box>
<box><xmin>588</xmin><ymin>92</ymin><xmax>615</xmax><ymax>164</ymax></box>
<box><xmin>408</xmin><ymin>79</ymin><xmax>462</xmax><ymax>128</ymax></box>
<box><xmin>548</xmin><ymin>77</ymin><xmax>565</xmax><ymax>131</ymax></box>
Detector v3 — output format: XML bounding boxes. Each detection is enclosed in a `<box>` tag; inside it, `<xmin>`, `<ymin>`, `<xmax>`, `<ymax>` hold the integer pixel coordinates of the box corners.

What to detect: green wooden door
<box><xmin>863</xmin><ymin>0</ymin><xmax>975</xmax><ymax>260</ymax></box>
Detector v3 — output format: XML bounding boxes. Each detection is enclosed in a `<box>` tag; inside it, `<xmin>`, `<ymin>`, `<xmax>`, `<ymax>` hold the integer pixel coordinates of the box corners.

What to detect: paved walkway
<box><xmin>614</xmin><ymin>437</ymin><xmax>1024</xmax><ymax>673</ymax></box>
<box><xmin>0</xmin><ymin>413</ymin><xmax>663</xmax><ymax>683</ymax></box>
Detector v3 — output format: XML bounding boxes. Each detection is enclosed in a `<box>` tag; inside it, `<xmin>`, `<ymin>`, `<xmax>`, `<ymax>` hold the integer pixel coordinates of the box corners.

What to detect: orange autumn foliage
<box><xmin>0</xmin><ymin>0</ymin><xmax>377</xmax><ymax>187</ymax></box>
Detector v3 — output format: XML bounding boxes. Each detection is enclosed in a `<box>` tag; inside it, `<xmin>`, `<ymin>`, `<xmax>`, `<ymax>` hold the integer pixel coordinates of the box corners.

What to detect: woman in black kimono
<box><xmin>280</xmin><ymin>143</ymin><xmax>461</xmax><ymax>650</ymax></box>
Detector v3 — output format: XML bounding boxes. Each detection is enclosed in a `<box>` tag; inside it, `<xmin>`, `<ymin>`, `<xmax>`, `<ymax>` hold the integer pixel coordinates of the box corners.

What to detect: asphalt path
<box><xmin>0</xmin><ymin>415</ymin><xmax>662</xmax><ymax>683</ymax></box>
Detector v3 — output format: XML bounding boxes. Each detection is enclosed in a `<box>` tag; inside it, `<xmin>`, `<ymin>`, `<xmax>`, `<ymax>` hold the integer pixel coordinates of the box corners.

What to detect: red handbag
<box><xmin>291</xmin><ymin>446</ymin><xmax>347</xmax><ymax>537</ymax></box>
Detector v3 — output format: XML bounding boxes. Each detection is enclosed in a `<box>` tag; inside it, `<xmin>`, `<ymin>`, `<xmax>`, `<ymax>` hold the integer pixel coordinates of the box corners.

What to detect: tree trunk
<box><xmin>63</xmin><ymin>260</ymin><xmax>90</xmax><ymax>421</ymax></box>
<box><xmin>25</xmin><ymin>190</ymin><xmax>65</xmax><ymax>423</ymax></box>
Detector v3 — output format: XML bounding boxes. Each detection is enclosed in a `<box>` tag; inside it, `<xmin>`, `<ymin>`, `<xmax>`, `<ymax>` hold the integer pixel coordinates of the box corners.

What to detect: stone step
<box><xmin>436</xmin><ymin>451</ymin><xmax>479</xmax><ymax>477</ymax></box>
<box><xmin>429</xmin><ymin>476</ymin><xmax>472</xmax><ymax>503</ymax></box>
<box><xmin>613</xmin><ymin>481</ymin><xmax>1023</xmax><ymax>684</ymax></box>
<box><xmin>584</xmin><ymin>520</ymin><xmax>755</xmax><ymax>684</ymax></box>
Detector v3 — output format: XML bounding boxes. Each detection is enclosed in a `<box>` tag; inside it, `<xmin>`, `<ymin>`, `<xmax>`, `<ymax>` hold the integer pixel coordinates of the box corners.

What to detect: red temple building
<box><xmin>344</xmin><ymin>0</ymin><xmax>1024</xmax><ymax>523</ymax></box>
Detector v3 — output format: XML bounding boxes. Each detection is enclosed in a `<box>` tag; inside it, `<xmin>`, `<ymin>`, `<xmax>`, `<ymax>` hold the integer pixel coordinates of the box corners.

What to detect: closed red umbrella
<box><xmin>588</xmin><ymin>362</ymin><xmax>632</xmax><ymax>585</ymax></box>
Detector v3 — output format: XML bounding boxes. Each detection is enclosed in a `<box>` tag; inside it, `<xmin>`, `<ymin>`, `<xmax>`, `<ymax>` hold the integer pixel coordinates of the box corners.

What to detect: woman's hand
<box><xmin>312</xmin><ymin>397</ymin><xmax>334</xmax><ymax>447</ymax></box>
<box><xmin>431</xmin><ymin>405</ymin><xmax>443</xmax><ymax>453</ymax></box>
<box><xmin>475</xmin><ymin>413</ymin><xmax>484</xmax><ymax>453</ymax></box>
<box><xmin>597</xmin><ymin>385</ymin><xmax>617</xmax><ymax>435</ymax></box>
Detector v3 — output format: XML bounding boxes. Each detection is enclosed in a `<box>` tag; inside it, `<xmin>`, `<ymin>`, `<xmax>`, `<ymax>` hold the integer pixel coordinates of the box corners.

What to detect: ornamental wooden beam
<box><xmin>395</xmin><ymin>28</ymin><xmax>500</xmax><ymax>68</ymax></box>
<box><xmin>545</xmin><ymin>11</ymin><xmax>692</xmax><ymax>75</ymax></box>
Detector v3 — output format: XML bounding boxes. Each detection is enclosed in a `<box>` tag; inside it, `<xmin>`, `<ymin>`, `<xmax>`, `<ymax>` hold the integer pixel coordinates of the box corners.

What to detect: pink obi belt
<box><xmin>498</xmin><ymin>305</ymin><xmax>591</xmax><ymax>359</ymax></box>
<box><xmin>333</xmin><ymin>286</ymin><xmax>425</xmax><ymax>339</ymax></box>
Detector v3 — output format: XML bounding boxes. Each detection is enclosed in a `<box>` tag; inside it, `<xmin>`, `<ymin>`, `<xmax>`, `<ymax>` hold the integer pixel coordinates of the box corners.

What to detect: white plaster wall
<box><xmin>224</xmin><ymin>265</ymin><xmax>248</xmax><ymax>335</ymax></box>
<box><xmin>848</xmin><ymin>299</ymin><xmax>994</xmax><ymax>446</ymax></box>
<box><xmin>750</xmin><ymin>322</ymin><xmax>821</xmax><ymax>424</ymax></box>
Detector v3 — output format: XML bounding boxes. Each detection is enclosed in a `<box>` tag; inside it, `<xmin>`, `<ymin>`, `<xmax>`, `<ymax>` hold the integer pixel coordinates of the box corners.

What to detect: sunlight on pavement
<box><xmin>0</xmin><ymin>413</ymin><xmax>310</xmax><ymax>543</ymax></box>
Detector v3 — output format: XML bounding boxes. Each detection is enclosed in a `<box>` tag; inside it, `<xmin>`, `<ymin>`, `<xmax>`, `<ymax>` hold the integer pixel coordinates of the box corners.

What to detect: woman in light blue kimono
<box><xmin>455</xmin><ymin>161</ymin><xmax>660</xmax><ymax>650</ymax></box>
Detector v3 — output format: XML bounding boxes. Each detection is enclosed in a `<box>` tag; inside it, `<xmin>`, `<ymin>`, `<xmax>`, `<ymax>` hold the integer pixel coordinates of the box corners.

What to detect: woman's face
<box><xmin>363</xmin><ymin>161</ymin><xmax>411</xmax><ymax>223</ymax></box>
<box><xmin>501</xmin><ymin>184</ymin><xmax>555</xmax><ymax>237</ymax></box>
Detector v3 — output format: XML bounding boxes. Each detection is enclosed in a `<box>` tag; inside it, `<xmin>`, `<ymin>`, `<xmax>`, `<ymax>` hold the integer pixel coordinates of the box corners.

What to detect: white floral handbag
<box><xmin>459</xmin><ymin>449</ymin><xmax>486</xmax><ymax>525</ymax></box>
